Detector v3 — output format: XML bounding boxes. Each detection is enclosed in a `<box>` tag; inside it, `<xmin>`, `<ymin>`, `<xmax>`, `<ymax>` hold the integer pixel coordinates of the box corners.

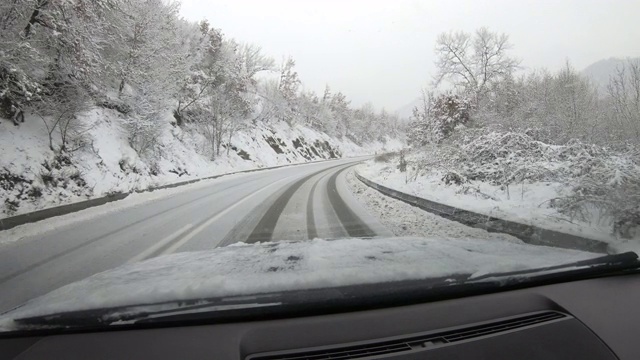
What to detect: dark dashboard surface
<box><xmin>1</xmin><ymin>274</ymin><xmax>639</xmax><ymax>360</ymax></box>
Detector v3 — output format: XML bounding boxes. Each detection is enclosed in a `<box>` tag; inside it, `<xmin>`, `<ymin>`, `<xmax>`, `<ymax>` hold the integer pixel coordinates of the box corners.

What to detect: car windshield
<box><xmin>0</xmin><ymin>0</ymin><xmax>639</xmax><ymax>332</ymax></box>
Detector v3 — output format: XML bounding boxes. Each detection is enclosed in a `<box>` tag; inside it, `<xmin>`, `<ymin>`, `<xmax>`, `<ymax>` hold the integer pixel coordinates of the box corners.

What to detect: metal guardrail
<box><xmin>354</xmin><ymin>171</ymin><xmax>610</xmax><ymax>254</ymax></box>
<box><xmin>0</xmin><ymin>157</ymin><xmax>340</xmax><ymax>231</ymax></box>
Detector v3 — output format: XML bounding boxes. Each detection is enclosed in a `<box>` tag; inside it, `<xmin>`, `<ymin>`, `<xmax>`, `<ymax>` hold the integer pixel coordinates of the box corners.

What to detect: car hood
<box><xmin>0</xmin><ymin>236</ymin><xmax>597</xmax><ymax>329</ymax></box>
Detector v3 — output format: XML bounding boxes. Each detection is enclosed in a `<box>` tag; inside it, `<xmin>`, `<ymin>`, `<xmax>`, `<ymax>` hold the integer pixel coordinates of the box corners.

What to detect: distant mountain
<box><xmin>581</xmin><ymin>57</ymin><xmax>640</xmax><ymax>95</ymax></box>
<box><xmin>394</xmin><ymin>97</ymin><xmax>422</xmax><ymax>122</ymax></box>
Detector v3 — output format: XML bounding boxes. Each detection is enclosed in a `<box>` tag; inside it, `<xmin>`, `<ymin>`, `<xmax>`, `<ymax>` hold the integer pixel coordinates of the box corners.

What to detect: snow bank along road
<box><xmin>0</xmin><ymin>157</ymin><xmax>393</xmax><ymax>313</ymax></box>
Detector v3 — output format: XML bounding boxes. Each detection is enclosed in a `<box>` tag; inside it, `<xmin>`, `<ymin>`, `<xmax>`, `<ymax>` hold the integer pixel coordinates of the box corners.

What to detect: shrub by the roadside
<box><xmin>408</xmin><ymin>129</ymin><xmax>640</xmax><ymax>238</ymax></box>
<box><xmin>374</xmin><ymin>152</ymin><xmax>399</xmax><ymax>163</ymax></box>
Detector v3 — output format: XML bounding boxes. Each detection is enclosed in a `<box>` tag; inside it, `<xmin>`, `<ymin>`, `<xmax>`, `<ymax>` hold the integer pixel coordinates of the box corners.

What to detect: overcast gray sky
<box><xmin>179</xmin><ymin>0</ymin><xmax>640</xmax><ymax>111</ymax></box>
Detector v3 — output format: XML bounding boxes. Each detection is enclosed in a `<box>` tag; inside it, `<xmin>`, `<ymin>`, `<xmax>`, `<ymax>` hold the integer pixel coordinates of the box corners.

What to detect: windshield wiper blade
<box><xmin>9</xmin><ymin>287</ymin><xmax>345</xmax><ymax>331</ymax></box>
<box><xmin>10</xmin><ymin>296</ymin><xmax>285</xmax><ymax>330</ymax></box>
<box><xmin>469</xmin><ymin>251</ymin><xmax>640</xmax><ymax>283</ymax></box>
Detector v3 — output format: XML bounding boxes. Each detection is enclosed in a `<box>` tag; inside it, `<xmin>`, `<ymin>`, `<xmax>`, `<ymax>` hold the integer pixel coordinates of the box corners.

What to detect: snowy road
<box><xmin>0</xmin><ymin>157</ymin><xmax>392</xmax><ymax>313</ymax></box>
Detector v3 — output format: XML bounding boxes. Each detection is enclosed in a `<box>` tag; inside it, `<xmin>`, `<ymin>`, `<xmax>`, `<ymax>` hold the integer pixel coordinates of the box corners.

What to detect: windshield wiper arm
<box><xmin>468</xmin><ymin>251</ymin><xmax>640</xmax><ymax>283</ymax></box>
<box><xmin>7</xmin><ymin>288</ymin><xmax>346</xmax><ymax>332</ymax></box>
<box><xmin>10</xmin><ymin>296</ymin><xmax>285</xmax><ymax>331</ymax></box>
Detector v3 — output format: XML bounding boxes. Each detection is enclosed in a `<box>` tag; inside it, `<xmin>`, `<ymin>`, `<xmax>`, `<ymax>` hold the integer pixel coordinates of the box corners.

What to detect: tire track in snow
<box><xmin>306</xmin><ymin>179</ymin><xmax>320</xmax><ymax>240</ymax></box>
<box><xmin>326</xmin><ymin>167</ymin><xmax>377</xmax><ymax>238</ymax></box>
<box><xmin>244</xmin><ymin>163</ymin><xmax>349</xmax><ymax>243</ymax></box>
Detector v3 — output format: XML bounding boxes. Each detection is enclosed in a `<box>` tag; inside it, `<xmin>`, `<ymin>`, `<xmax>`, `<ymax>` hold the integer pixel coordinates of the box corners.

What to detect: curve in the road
<box><xmin>326</xmin><ymin>167</ymin><xmax>376</xmax><ymax>238</ymax></box>
<box><xmin>238</xmin><ymin>163</ymin><xmax>377</xmax><ymax>244</ymax></box>
<box><xmin>245</xmin><ymin>163</ymin><xmax>349</xmax><ymax>243</ymax></box>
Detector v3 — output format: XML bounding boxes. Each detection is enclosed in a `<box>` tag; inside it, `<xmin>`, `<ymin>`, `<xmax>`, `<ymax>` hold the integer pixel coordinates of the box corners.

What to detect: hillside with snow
<box><xmin>0</xmin><ymin>110</ymin><xmax>401</xmax><ymax>218</ymax></box>
<box><xmin>581</xmin><ymin>57</ymin><xmax>640</xmax><ymax>95</ymax></box>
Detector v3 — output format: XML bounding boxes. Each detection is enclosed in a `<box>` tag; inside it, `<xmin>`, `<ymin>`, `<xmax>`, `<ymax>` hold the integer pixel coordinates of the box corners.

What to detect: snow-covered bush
<box><xmin>411</xmin><ymin>129</ymin><xmax>640</xmax><ymax>237</ymax></box>
<box><xmin>398</xmin><ymin>152</ymin><xmax>407</xmax><ymax>172</ymax></box>
<box><xmin>408</xmin><ymin>93</ymin><xmax>471</xmax><ymax>146</ymax></box>
<box><xmin>124</xmin><ymin>115</ymin><xmax>162</xmax><ymax>156</ymax></box>
<box><xmin>0</xmin><ymin>66</ymin><xmax>40</xmax><ymax>125</ymax></box>
<box><xmin>432</xmin><ymin>94</ymin><xmax>472</xmax><ymax>142</ymax></box>
<box><xmin>374</xmin><ymin>152</ymin><xmax>399</xmax><ymax>163</ymax></box>
<box><xmin>442</xmin><ymin>171</ymin><xmax>465</xmax><ymax>185</ymax></box>
<box><xmin>551</xmin><ymin>147</ymin><xmax>640</xmax><ymax>238</ymax></box>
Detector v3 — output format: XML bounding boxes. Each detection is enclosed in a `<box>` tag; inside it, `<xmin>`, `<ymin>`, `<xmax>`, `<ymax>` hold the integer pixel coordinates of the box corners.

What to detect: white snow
<box><xmin>0</xmin><ymin>236</ymin><xmax>598</xmax><ymax>329</ymax></box>
<box><xmin>356</xmin><ymin>160</ymin><xmax>640</xmax><ymax>253</ymax></box>
<box><xmin>345</xmin><ymin>169</ymin><xmax>523</xmax><ymax>243</ymax></box>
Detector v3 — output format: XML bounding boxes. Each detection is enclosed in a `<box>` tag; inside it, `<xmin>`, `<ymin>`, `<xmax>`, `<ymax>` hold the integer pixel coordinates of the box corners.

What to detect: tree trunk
<box><xmin>227</xmin><ymin>131</ymin><xmax>233</xmax><ymax>156</ymax></box>
<box><xmin>173</xmin><ymin>109</ymin><xmax>183</xmax><ymax>126</ymax></box>
<box><xmin>215</xmin><ymin>131</ymin><xmax>222</xmax><ymax>156</ymax></box>
<box><xmin>209</xmin><ymin>128</ymin><xmax>216</xmax><ymax>160</ymax></box>
<box><xmin>24</xmin><ymin>0</ymin><xmax>49</xmax><ymax>38</ymax></box>
<box><xmin>118</xmin><ymin>78</ymin><xmax>126</xmax><ymax>96</ymax></box>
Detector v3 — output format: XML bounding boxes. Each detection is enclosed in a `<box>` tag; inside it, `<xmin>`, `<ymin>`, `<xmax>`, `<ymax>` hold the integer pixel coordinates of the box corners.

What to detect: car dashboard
<box><xmin>1</xmin><ymin>273</ymin><xmax>639</xmax><ymax>360</ymax></box>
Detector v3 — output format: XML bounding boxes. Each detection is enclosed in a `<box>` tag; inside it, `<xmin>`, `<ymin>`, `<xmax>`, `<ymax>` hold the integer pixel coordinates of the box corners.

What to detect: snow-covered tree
<box><xmin>547</xmin><ymin>62</ymin><xmax>598</xmax><ymax>141</ymax></box>
<box><xmin>277</xmin><ymin>57</ymin><xmax>301</xmax><ymax>124</ymax></box>
<box><xmin>607</xmin><ymin>59</ymin><xmax>640</xmax><ymax>142</ymax></box>
<box><xmin>33</xmin><ymin>80</ymin><xmax>92</xmax><ymax>152</ymax></box>
<box><xmin>349</xmin><ymin>102</ymin><xmax>375</xmax><ymax>144</ymax></box>
<box><xmin>107</xmin><ymin>0</ymin><xmax>181</xmax><ymax>97</ymax></box>
<box><xmin>328</xmin><ymin>91</ymin><xmax>351</xmax><ymax>138</ymax></box>
<box><xmin>1</xmin><ymin>0</ymin><xmax>115</xmax><ymax>125</ymax></box>
<box><xmin>199</xmin><ymin>81</ymin><xmax>250</xmax><ymax>159</ymax></box>
<box><xmin>238</xmin><ymin>43</ymin><xmax>275</xmax><ymax>84</ymax></box>
<box><xmin>297</xmin><ymin>90</ymin><xmax>322</xmax><ymax>128</ymax></box>
<box><xmin>254</xmin><ymin>78</ymin><xmax>285</xmax><ymax>124</ymax></box>
<box><xmin>434</xmin><ymin>28</ymin><xmax>520</xmax><ymax>106</ymax></box>
<box><xmin>1</xmin><ymin>0</ymin><xmax>47</xmax><ymax>121</ymax></box>
<box><xmin>466</xmin><ymin>61</ymin><xmax>601</xmax><ymax>144</ymax></box>
<box><xmin>99</xmin><ymin>0</ymin><xmax>186</xmax><ymax>152</ymax></box>
<box><xmin>193</xmin><ymin>39</ymin><xmax>253</xmax><ymax>159</ymax></box>
<box><xmin>172</xmin><ymin>20</ymin><xmax>222</xmax><ymax>126</ymax></box>
<box><xmin>408</xmin><ymin>91</ymin><xmax>471</xmax><ymax>145</ymax></box>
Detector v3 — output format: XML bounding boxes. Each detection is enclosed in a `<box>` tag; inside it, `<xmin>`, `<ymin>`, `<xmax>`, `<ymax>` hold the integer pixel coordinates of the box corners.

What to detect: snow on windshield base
<box><xmin>0</xmin><ymin>236</ymin><xmax>598</xmax><ymax>329</ymax></box>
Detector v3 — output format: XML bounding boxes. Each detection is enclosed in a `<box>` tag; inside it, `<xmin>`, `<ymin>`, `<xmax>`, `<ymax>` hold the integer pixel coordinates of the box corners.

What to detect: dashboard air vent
<box><xmin>247</xmin><ymin>311</ymin><xmax>567</xmax><ymax>360</ymax></box>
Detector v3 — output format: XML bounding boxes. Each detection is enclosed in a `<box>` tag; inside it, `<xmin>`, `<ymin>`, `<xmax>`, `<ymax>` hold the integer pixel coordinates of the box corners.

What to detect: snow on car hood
<box><xmin>1</xmin><ymin>237</ymin><xmax>597</xmax><ymax>322</ymax></box>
